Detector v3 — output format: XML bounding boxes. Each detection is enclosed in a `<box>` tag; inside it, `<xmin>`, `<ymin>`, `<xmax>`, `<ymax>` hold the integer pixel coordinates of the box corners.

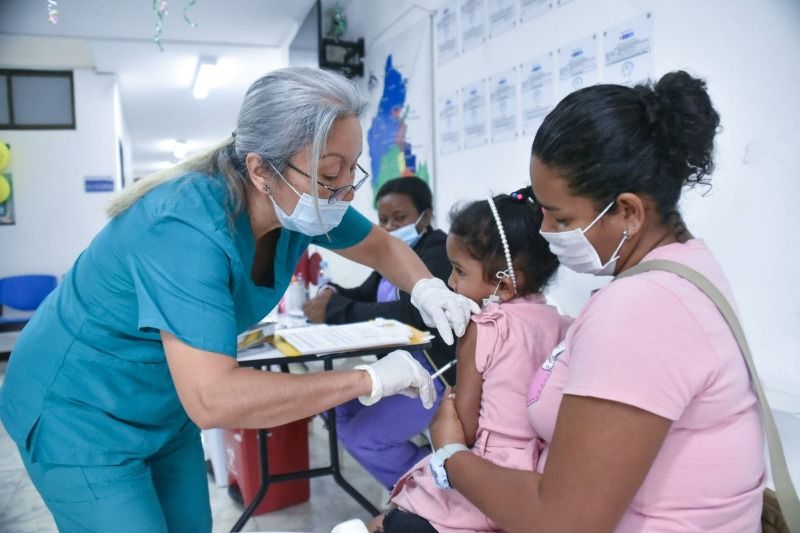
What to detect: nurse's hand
<box><xmin>410</xmin><ymin>278</ymin><xmax>480</xmax><ymax>345</ymax></box>
<box><xmin>355</xmin><ymin>350</ymin><xmax>436</xmax><ymax>408</ymax></box>
<box><xmin>430</xmin><ymin>388</ymin><xmax>467</xmax><ymax>449</ymax></box>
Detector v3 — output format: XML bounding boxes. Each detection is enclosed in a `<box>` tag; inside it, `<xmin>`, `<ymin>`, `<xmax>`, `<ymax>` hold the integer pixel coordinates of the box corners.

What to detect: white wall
<box><xmin>0</xmin><ymin>69</ymin><xmax>119</xmax><ymax>278</ymax></box>
<box><xmin>334</xmin><ymin>0</ymin><xmax>800</xmax><ymax>411</ymax></box>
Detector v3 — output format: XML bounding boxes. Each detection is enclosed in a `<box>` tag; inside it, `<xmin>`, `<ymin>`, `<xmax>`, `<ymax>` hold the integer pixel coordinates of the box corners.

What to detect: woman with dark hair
<box><xmin>423</xmin><ymin>71</ymin><xmax>767</xmax><ymax>532</ymax></box>
<box><xmin>304</xmin><ymin>176</ymin><xmax>455</xmax><ymax>489</ymax></box>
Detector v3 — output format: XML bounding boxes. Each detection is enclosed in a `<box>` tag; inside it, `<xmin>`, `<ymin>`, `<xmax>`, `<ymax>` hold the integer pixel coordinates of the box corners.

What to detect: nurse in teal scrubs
<box><xmin>0</xmin><ymin>67</ymin><xmax>478</xmax><ymax>532</ymax></box>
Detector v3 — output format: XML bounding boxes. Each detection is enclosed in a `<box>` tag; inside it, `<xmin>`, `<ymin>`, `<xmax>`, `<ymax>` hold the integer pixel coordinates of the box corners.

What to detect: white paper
<box><xmin>490</xmin><ymin>67</ymin><xmax>518</xmax><ymax>143</ymax></box>
<box><xmin>558</xmin><ymin>34</ymin><xmax>598</xmax><ymax>97</ymax></box>
<box><xmin>488</xmin><ymin>0</ymin><xmax>516</xmax><ymax>38</ymax></box>
<box><xmin>438</xmin><ymin>90</ymin><xmax>462</xmax><ymax>153</ymax></box>
<box><xmin>436</xmin><ymin>0</ymin><xmax>460</xmax><ymax>65</ymax></box>
<box><xmin>604</xmin><ymin>12</ymin><xmax>653</xmax><ymax>87</ymax></box>
<box><xmin>277</xmin><ymin>320</ymin><xmax>412</xmax><ymax>356</ymax></box>
<box><xmin>520</xmin><ymin>0</ymin><xmax>551</xmax><ymax>23</ymax></box>
<box><xmin>520</xmin><ymin>52</ymin><xmax>556</xmax><ymax>136</ymax></box>
<box><xmin>462</xmin><ymin>79</ymin><xmax>488</xmax><ymax>148</ymax></box>
<box><xmin>460</xmin><ymin>0</ymin><xmax>487</xmax><ymax>53</ymax></box>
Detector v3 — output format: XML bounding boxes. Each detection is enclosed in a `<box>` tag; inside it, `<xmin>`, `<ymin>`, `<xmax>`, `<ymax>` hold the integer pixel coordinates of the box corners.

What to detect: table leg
<box><xmin>325</xmin><ymin>358</ymin><xmax>380</xmax><ymax>516</ymax></box>
<box><xmin>230</xmin><ymin>428</ymin><xmax>270</xmax><ymax>532</ymax></box>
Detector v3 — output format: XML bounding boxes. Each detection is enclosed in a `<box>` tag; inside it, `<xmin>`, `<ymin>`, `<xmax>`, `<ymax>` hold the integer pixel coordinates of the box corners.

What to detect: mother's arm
<box><xmin>432</xmin><ymin>394</ymin><xmax>671</xmax><ymax>533</ymax></box>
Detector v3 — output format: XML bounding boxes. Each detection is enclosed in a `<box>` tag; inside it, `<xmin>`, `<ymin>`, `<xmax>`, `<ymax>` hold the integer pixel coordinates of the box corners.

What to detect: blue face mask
<box><xmin>389</xmin><ymin>212</ymin><xmax>425</xmax><ymax>247</ymax></box>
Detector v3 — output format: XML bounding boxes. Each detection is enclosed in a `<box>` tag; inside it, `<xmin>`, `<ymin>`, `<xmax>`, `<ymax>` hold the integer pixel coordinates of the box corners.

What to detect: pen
<box><xmin>430</xmin><ymin>359</ymin><xmax>457</xmax><ymax>379</ymax></box>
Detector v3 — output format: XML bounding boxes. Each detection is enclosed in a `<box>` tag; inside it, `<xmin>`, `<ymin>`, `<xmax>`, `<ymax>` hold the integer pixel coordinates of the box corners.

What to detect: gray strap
<box><xmin>617</xmin><ymin>259</ymin><xmax>800</xmax><ymax>531</ymax></box>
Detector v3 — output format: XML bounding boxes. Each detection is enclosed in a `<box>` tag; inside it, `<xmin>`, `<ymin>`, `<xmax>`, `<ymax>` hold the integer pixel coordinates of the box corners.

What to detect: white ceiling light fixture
<box><xmin>192</xmin><ymin>55</ymin><xmax>218</xmax><ymax>100</ymax></box>
<box><xmin>173</xmin><ymin>140</ymin><xmax>188</xmax><ymax>160</ymax></box>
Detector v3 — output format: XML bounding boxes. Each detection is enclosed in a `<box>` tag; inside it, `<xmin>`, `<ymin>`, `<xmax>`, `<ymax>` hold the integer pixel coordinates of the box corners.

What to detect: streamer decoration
<box><xmin>47</xmin><ymin>0</ymin><xmax>59</xmax><ymax>24</ymax></box>
<box><xmin>153</xmin><ymin>0</ymin><xmax>168</xmax><ymax>51</ymax></box>
<box><xmin>183</xmin><ymin>0</ymin><xmax>197</xmax><ymax>28</ymax></box>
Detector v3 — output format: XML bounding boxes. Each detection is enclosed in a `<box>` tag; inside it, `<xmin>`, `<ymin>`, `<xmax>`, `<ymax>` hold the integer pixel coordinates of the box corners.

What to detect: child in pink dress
<box><xmin>376</xmin><ymin>191</ymin><xmax>572</xmax><ymax>533</ymax></box>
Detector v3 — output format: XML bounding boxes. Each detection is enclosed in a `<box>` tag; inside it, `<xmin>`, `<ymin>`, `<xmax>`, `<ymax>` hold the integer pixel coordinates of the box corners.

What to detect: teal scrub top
<box><xmin>0</xmin><ymin>173</ymin><xmax>372</xmax><ymax>465</ymax></box>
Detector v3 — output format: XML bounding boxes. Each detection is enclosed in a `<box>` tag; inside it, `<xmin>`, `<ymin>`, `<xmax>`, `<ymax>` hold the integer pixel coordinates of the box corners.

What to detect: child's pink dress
<box><xmin>390</xmin><ymin>294</ymin><xmax>571</xmax><ymax>532</ymax></box>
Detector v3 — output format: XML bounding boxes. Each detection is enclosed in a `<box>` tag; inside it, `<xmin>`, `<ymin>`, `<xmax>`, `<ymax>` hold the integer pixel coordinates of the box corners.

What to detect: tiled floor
<box><xmin>0</xmin><ymin>361</ymin><xmax>388</xmax><ymax>532</ymax></box>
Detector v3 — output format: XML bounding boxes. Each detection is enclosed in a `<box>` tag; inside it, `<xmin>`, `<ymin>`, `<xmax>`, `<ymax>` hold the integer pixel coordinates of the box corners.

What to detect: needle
<box><xmin>430</xmin><ymin>359</ymin><xmax>457</xmax><ymax>379</ymax></box>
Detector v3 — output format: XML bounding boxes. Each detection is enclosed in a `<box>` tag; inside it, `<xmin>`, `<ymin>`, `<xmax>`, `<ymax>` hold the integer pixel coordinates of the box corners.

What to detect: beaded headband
<box><xmin>486</xmin><ymin>196</ymin><xmax>517</xmax><ymax>293</ymax></box>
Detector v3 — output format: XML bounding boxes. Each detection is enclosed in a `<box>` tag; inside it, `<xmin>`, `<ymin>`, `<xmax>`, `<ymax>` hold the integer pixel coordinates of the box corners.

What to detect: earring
<box><xmin>262</xmin><ymin>184</ymin><xmax>271</xmax><ymax>194</ymax></box>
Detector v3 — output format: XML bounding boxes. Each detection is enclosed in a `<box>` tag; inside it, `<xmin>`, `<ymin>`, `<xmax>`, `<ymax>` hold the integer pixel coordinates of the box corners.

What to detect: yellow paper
<box><xmin>272</xmin><ymin>321</ymin><xmax>431</xmax><ymax>357</ymax></box>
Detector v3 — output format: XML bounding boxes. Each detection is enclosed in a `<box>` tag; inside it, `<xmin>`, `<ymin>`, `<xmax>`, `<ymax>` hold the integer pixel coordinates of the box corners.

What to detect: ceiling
<box><xmin>0</xmin><ymin>0</ymin><xmax>317</xmax><ymax>176</ymax></box>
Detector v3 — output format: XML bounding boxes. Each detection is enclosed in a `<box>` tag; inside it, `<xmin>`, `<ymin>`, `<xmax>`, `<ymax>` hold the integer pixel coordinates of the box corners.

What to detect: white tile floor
<box><xmin>0</xmin><ymin>361</ymin><xmax>388</xmax><ymax>533</ymax></box>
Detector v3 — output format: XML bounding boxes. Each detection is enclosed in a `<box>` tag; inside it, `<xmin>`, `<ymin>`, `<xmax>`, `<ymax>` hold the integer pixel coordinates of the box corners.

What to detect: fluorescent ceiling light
<box><xmin>173</xmin><ymin>140</ymin><xmax>188</xmax><ymax>160</ymax></box>
<box><xmin>192</xmin><ymin>56</ymin><xmax>218</xmax><ymax>100</ymax></box>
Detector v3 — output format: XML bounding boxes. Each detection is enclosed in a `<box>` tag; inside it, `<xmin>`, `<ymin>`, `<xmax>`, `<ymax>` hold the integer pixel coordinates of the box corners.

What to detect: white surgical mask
<box><xmin>268</xmin><ymin>163</ymin><xmax>349</xmax><ymax>236</ymax></box>
<box><xmin>539</xmin><ymin>201</ymin><xmax>628</xmax><ymax>276</ymax></box>
<box><xmin>389</xmin><ymin>212</ymin><xmax>425</xmax><ymax>247</ymax></box>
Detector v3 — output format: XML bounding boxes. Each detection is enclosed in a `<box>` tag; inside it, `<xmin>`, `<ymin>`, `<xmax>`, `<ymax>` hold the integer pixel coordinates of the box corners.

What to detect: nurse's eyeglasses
<box><xmin>285</xmin><ymin>162</ymin><xmax>369</xmax><ymax>204</ymax></box>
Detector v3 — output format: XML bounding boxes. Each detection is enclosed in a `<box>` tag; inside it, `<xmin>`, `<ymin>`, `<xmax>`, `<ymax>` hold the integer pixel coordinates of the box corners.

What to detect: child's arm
<box><xmin>454</xmin><ymin>320</ymin><xmax>482</xmax><ymax>447</ymax></box>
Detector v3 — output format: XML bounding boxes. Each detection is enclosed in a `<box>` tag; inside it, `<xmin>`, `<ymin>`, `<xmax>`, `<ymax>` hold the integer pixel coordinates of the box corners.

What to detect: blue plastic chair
<box><xmin>0</xmin><ymin>274</ymin><xmax>58</xmax><ymax>331</ymax></box>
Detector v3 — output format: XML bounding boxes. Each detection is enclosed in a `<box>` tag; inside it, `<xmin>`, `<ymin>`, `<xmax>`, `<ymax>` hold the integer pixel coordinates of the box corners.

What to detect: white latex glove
<box><xmin>355</xmin><ymin>350</ymin><xmax>436</xmax><ymax>408</ymax></box>
<box><xmin>410</xmin><ymin>277</ymin><xmax>481</xmax><ymax>345</ymax></box>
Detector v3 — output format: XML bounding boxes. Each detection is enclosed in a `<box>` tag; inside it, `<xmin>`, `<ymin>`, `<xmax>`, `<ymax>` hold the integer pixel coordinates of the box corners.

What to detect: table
<box><xmin>230</xmin><ymin>341</ymin><xmax>432</xmax><ymax>532</ymax></box>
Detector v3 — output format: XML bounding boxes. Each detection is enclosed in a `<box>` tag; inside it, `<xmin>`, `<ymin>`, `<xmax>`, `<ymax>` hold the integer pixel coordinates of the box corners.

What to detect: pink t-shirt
<box><xmin>527</xmin><ymin>239</ymin><xmax>765</xmax><ymax>532</ymax></box>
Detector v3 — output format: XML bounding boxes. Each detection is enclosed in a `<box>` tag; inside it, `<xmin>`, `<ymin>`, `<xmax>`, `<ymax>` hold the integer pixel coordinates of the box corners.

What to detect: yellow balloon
<box><xmin>0</xmin><ymin>143</ymin><xmax>9</xmax><ymax>172</ymax></box>
<box><xmin>0</xmin><ymin>175</ymin><xmax>10</xmax><ymax>204</ymax></box>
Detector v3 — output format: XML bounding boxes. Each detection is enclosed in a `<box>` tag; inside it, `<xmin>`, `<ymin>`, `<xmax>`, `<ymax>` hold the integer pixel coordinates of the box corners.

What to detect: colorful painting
<box><xmin>0</xmin><ymin>173</ymin><xmax>14</xmax><ymax>225</ymax></box>
<box><xmin>0</xmin><ymin>143</ymin><xmax>12</xmax><ymax>225</ymax></box>
<box><xmin>365</xmin><ymin>8</ymin><xmax>434</xmax><ymax>205</ymax></box>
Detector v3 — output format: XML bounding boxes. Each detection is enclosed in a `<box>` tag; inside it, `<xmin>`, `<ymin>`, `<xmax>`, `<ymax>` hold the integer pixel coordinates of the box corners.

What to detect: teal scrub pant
<box><xmin>17</xmin><ymin>422</ymin><xmax>212</xmax><ymax>533</ymax></box>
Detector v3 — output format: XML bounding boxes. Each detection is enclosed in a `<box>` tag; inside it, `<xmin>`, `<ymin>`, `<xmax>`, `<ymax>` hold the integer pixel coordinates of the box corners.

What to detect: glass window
<box><xmin>11</xmin><ymin>74</ymin><xmax>73</xmax><ymax>127</ymax></box>
<box><xmin>0</xmin><ymin>76</ymin><xmax>9</xmax><ymax>125</ymax></box>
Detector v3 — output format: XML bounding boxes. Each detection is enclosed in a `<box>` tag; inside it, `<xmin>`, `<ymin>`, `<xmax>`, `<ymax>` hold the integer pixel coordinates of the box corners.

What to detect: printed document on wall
<box><xmin>558</xmin><ymin>34</ymin><xmax>598</xmax><ymax>97</ymax></box>
<box><xmin>436</xmin><ymin>0</ymin><xmax>460</xmax><ymax>65</ymax></box>
<box><xmin>490</xmin><ymin>67</ymin><xmax>518</xmax><ymax>143</ymax></box>
<box><xmin>462</xmin><ymin>79</ymin><xmax>488</xmax><ymax>148</ymax></box>
<box><xmin>438</xmin><ymin>90</ymin><xmax>462</xmax><ymax>154</ymax></box>
<box><xmin>488</xmin><ymin>0</ymin><xmax>516</xmax><ymax>38</ymax></box>
<box><xmin>521</xmin><ymin>52</ymin><xmax>555</xmax><ymax>136</ymax></box>
<box><xmin>460</xmin><ymin>0</ymin><xmax>487</xmax><ymax>53</ymax></box>
<box><xmin>604</xmin><ymin>13</ymin><xmax>653</xmax><ymax>87</ymax></box>
<box><xmin>520</xmin><ymin>0</ymin><xmax>551</xmax><ymax>23</ymax></box>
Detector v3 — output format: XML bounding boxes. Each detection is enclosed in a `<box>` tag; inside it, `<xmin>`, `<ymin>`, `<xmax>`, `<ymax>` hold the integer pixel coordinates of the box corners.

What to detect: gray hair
<box><xmin>107</xmin><ymin>67</ymin><xmax>368</xmax><ymax>218</ymax></box>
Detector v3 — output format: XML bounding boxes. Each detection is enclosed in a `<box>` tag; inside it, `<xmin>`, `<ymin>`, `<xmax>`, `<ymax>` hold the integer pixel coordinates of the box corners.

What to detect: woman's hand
<box><xmin>303</xmin><ymin>287</ymin><xmax>334</xmax><ymax>323</ymax></box>
<box><xmin>410</xmin><ymin>278</ymin><xmax>481</xmax><ymax>345</ymax></box>
<box><xmin>430</xmin><ymin>387</ymin><xmax>467</xmax><ymax>449</ymax></box>
<box><xmin>356</xmin><ymin>350</ymin><xmax>437</xmax><ymax>408</ymax></box>
<box><xmin>336</xmin><ymin>228</ymin><xmax>479</xmax><ymax>344</ymax></box>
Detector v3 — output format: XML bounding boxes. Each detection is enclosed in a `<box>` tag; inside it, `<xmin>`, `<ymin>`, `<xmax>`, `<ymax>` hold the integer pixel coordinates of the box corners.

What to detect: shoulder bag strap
<box><xmin>617</xmin><ymin>259</ymin><xmax>800</xmax><ymax>531</ymax></box>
